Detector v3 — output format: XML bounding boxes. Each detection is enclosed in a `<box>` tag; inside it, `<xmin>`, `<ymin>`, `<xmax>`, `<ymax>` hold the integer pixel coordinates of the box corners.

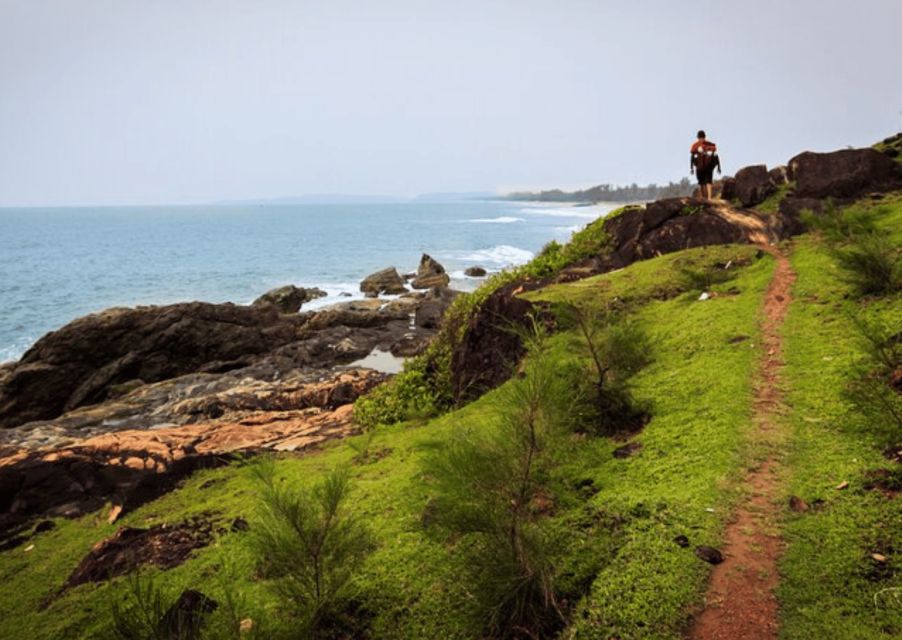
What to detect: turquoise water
<box><xmin>0</xmin><ymin>200</ymin><xmax>619</xmax><ymax>363</ymax></box>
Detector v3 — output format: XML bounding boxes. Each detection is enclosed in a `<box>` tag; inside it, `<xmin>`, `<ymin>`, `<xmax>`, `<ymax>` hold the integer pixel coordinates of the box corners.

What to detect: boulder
<box><xmin>252</xmin><ymin>285</ymin><xmax>326</xmax><ymax>313</ymax></box>
<box><xmin>415</xmin><ymin>287</ymin><xmax>458</xmax><ymax>330</ymax></box>
<box><xmin>411</xmin><ymin>254</ymin><xmax>450</xmax><ymax>290</ymax></box>
<box><xmin>0</xmin><ymin>303</ymin><xmax>305</xmax><ymax>428</ymax></box>
<box><xmin>360</xmin><ymin>268</ymin><xmax>408</xmax><ymax>297</ymax></box>
<box><xmin>734</xmin><ymin>164</ymin><xmax>775</xmax><ymax>207</ymax></box>
<box><xmin>787</xmin><ymin>148</ymin><xmax>902</xmax><ymax>199</ymax></box>
<box><xmin>464</xmin><ymin>266</ymin><xmax>487</xmax><ymax>277</ymax></box>
<box><xmin>720</xmin><ymin>177</ymin><xmax>737</xmax><ymax>201</ymax></box>
<box><xmin>768</xmin><ymin>165</ymin><xmax>789</xmax><ymax>186</ymax></box>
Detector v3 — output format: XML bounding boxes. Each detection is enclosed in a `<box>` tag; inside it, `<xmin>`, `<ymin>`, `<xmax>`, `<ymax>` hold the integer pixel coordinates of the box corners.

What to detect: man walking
<box><xmin>690</xmin><ymin>130</ymin><xmax>721</xmax><ymax>199</ymax></box>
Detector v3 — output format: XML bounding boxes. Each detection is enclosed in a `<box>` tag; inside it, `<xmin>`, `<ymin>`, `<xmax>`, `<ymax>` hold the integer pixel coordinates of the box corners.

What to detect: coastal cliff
<box><xmin>0</xmin><ymin>135</ymin><xmax>900</xmax><ymax>639</ymax></box>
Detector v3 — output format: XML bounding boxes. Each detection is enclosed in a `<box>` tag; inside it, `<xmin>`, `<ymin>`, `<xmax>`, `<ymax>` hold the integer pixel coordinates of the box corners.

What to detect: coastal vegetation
<box><xmin>504</xmin><ymin>179</ymin><xmax>693</xmax><ymax>203</ymax></box>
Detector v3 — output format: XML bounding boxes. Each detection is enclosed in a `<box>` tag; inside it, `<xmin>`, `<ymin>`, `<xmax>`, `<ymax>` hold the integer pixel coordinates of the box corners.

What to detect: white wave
<box><xmin>518</xmin><ymin>207</ymin><xmax>599</xmax><ymax>219</ymax></box>
<box><xmin>440</xmin><ymin>245</ymin><xmax>534</xmax><ymax>267</ymax></box>
<box><xmin>467</xmin><ymin>216</ymin><xmax>525</xmax><ymax>224</ymax></box>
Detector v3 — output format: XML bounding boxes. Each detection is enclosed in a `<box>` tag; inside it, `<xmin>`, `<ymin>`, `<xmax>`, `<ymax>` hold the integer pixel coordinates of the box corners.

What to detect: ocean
<box><xmin>0</xmin><ymin>200</ymin><xmax>621</xmax><ymax>363</ymax></box>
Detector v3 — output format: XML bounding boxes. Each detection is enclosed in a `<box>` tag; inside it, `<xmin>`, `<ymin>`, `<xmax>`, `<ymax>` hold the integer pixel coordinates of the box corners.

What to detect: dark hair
<box><xmin>697</xmin><ymin>130</ymin><xmax>706</xmax><ymax>139</ymax></box>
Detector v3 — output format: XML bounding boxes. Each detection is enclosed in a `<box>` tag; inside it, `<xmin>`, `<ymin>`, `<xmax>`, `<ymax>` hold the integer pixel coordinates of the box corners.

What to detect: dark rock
<box><xmin>230</xmin><ymin>517</ymin><xmax>250</xmax><ymax>532</ymax></box>
<box><xmin>612</xmin><ymin>442</ymin><xmax>643</xmax><ymax>459</ymax></box>
<box><xmin>360</xmin><ymin>268</ymin><xmax>408</xmax><ymax>296</ymax></box>
<box><xmin>0</xmin><ymin>302</ymin><xmax>306</xmax><ymax>428</ymax></box>
<box><xmin>728</xmin><ymin>335</ymin><xmax>750</xmax><ymax>344</ymax></box>
<box><xmin>159</xmin><ymin>589</ymin><xmax>219</xmax><ymax>639</ymax></box>
<box><xmin>720</xmin><ymin>177</ymin><xmax>736</xmax><ymax>201</ymax></box>
<box><xmin>776</xmin><ymin>196</ymin><xmax>823</xmax><ymax>236</ymax></box>
<box><xmin>415</xmin><ymin>287</ymin><xmax>458</xmax><ymax>330</ymax></box>
<box><xmin>788</xmin><ymin>148</ymin><xmax>902</xmax><ymax>199</ymax></box>
<box><xmin>450</xmin><ymin>282</ymin><xmax>545</xmax><ymax>403</ymax></box>
<box><xmin>33</xmin><ymin>519</ymin><xmax>55</xmax><ymax>534</ymax></box>
<box><xmin>252</xmin><ymin>285</ymin><xmax>326</xmax><ymax>313</ymax></box>
<box><xmin>734</xmin><ymin>164</ymin><xmax>776</xmax><ymax>207</ymax></box>
<box><xmin>673</xmin><ymin>534</ymin><xmax>690</xmax><ymax>548</ymax></box>
<box><xmin>411</xmin><ymin>254</ymin><xmax>450</xmax><ymax>290</ymax></box>
<box><xmin>464</xmin><ymin>266</ymin><xmax>487</xmax><ymax>277</ymax></box>
<box><xmin>768</xmin><ymin>165</ymin><xmax>789</xmax><ymax>186</ymax></box>
<box><xmin>695</xmin><ymin>545</ymin><xmax>724</xmax><ymax>564</ymax></box>
<box><xmin>389</xmin><ymin>333</ymin><xmax>432</xmax><ymax>358</ymax></box>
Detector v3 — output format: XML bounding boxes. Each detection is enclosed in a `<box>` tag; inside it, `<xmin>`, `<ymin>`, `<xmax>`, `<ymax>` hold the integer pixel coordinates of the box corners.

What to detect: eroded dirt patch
<box><xmin>64</xmin><ymin>518</ymin><xmax>215</xmax><ymax>590</ymax></box>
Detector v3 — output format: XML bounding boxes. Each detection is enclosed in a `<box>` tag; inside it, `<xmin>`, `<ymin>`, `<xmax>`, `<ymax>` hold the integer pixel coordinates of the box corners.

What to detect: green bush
<box><xmin>422</xmin><ymin>324</ymin><xmax>569</xmax><ymax>638</ymax></box>
<box><xmin>250</xmin><ymin>462</ymin><xmax>374</xmax><ymax>637</ymax></box>
<box><xmin>833</xmin><ymin>234</ymin><xmax>901</xmax><ymax>296</ymax></box>
<box><xmin>845</xmin><ymin>317</ymin><xmax>902</xmax><ymax>443</ymax></box>
<box><xmin>110</xmin><ymin>574</ymin><xmax>223</xmax><ymax>640</ymax></box>
<box><xmin>802</xmin><ymin>202</ymin><xmax>900</xmax><ymax>296</ymax></box>
<box><xmin>558</xmin><ymin>302</ymin><xmax>652</xmax><ymax>435</ymax></box>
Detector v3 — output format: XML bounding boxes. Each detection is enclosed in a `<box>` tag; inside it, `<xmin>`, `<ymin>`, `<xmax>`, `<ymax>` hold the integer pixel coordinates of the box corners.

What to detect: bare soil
<box><xmin>688</xmin><ymin>245</ymin><xmax>796</xmax><ymax>639</ymax></box>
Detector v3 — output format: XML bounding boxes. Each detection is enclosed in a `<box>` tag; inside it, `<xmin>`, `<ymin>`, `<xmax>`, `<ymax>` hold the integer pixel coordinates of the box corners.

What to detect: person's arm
<box><xmin>715</xmin><ymin>154</ymin><xmax>722</xmax><ymax>173</ymax></box>
<box><xmin>690</xmin><ymin>153</ymin><xmax>695</xmax><ymax>173</ymax></box>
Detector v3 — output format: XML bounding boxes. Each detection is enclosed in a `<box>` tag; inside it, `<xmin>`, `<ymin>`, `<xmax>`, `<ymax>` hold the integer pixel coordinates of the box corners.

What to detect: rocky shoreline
<box><xmin>0</xmin><ymin>253</ymin><xmax>467</xmax><ymax>538</ymax></box>
<box><xmin>1</xmin><ymin>141</ymin><xmax>900</xmax><ymax>543</ymax></box>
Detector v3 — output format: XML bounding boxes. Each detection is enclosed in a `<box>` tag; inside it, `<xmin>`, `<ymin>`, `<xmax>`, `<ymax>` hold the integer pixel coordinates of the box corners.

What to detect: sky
<box><xmin>1</xmin><ymin>0</ymin><xmax>900</xmax><ymax>207</ymax></box>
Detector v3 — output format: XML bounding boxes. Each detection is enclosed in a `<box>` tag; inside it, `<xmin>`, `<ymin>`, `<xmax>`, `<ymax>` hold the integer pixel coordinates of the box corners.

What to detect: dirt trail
<box><xmin>688</xmin><ymin>244</ymin><xmax>796</xmax><ymax>640</ymax></box>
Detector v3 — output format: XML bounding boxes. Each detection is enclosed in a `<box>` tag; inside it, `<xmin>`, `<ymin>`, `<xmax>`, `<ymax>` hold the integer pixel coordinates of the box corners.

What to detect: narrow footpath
<box><xmin>689</xmin><ymin>244</ymin><xmax>797</xmax><ymax>640</ymax></box>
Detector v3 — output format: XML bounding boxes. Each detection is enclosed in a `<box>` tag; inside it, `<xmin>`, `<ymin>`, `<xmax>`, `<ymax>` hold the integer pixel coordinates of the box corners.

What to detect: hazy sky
<box><xmin>1</xmin><ymin>0</ymin><xmax>900</xmax><ymax>206</ymax></box>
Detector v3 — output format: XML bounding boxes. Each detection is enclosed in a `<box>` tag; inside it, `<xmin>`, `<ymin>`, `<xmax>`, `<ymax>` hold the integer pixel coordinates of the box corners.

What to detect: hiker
<box><xmin>690</xmin><ymin>130</ymin><xmax>721</xmax><ymax>199</ymax></box>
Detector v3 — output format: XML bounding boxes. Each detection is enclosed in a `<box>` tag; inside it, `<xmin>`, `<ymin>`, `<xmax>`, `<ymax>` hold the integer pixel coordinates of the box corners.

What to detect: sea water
<box><xmin>0</xmin><ymin>200</ymin><xmax>621</xmax><ymax>363</ymax></box>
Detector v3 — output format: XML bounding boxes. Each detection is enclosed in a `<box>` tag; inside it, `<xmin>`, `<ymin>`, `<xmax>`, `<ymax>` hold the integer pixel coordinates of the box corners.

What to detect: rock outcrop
<box><xmin>0</xmin><ymin>303</ymin><xmax>306</xmax><ymax>429</ymax></box>
<box><xmin>252</xmin><ymin>285</ymin><xmax>326</xmax><ymax>313</ymax></box>
<box><xmin>411</xmin><ymin>254</ymin><xmax>450</xmax><ymax>290</ymax></box>
<box><xmin>360</xmin><ymin>267</ymin><xmax>408</xmax><ymax>296</ymax></box>
<box><xmin>734</xmin><ymin>164</ymin><xmax>776</xmax><ymax>207</ymax></box>
<box><xmin>787</xmin><ymin>148</ymin><xmax>902</xmax><ymax>199</ymax></box>
<box><xmin>450</xmin><ymin>282</ymin><xmax>548</xmax><ymax>403</ymax></box>
<box><xmin>0</xmin><ymin>368</ymin><xmax>385</xmax><ymax>536</ymax></box>
<box><xmin>601</xmin><ymin>198</ymin><xmax>776</xmax><ymax>271</ymax></box>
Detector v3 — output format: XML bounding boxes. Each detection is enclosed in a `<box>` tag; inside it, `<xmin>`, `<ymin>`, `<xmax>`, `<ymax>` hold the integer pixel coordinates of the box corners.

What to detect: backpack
<box><xmin>694</xmin><ymin>141</ymin><xmax>717</xmax><ymax>171</ymax></box>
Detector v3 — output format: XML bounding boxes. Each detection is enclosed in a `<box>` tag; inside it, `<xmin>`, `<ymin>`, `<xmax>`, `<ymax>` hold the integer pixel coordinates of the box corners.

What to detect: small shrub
<box><xmin>110</xmin><ymin>574</ymin><xmax>214</xmax><ymax>640</ymax></box>
<box><xmin>846</xmin><ymin>317</ymin><xmax>902</xmax><ymax>443</ymax></box>
<box><xmin>833</xmin><ymin>234</ymin><xmax>902</xmax><ymax>296</ymax></box>
<box><xmin>250</xmin><ymin>461</ymin><xmax>374</xmax><ymax>636</ymax></box>
<box><xmin>801</xmin><ymin>201</ymin><xmax>880</xmax><ymax>243</ymax></box>
<box><xmin>801</xmin><ymin>202</ymin><xmax>900</xmax><ymax>296</ymax></box>
<box><xmin>423</xmin><ymin>324</ymin><xmax>567</xmax><ymax>638</ymax></box>
<box><xmin>559</xmin><ymin>303</ymin><xmax>652</xmax><ymax>435</ymax></box>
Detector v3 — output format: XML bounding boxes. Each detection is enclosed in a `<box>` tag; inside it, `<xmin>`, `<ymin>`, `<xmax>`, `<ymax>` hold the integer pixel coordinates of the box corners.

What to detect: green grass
<box><xmin>777</xmin><ymin>196</ymin><xmax>902</xmax><ymax>638</ymax></box>
<box><xmin>0</xmin><ymin>244</ymin><xmax>777</xmax><ymax>639</ymax></box>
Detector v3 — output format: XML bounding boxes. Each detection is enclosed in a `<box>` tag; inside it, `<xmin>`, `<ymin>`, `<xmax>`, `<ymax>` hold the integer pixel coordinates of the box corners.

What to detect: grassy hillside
<box><xmin>0</xmin><ymin>196</ymin><xmax>899</xmax><ymax>639</ymax></box>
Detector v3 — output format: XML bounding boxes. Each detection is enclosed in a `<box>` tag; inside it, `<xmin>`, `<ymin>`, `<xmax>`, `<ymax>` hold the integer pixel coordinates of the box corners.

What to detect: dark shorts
<box><xmin>696</xmin><ymin>167</ymin><xmax>714</xmax><ymax>185</ymax></box>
